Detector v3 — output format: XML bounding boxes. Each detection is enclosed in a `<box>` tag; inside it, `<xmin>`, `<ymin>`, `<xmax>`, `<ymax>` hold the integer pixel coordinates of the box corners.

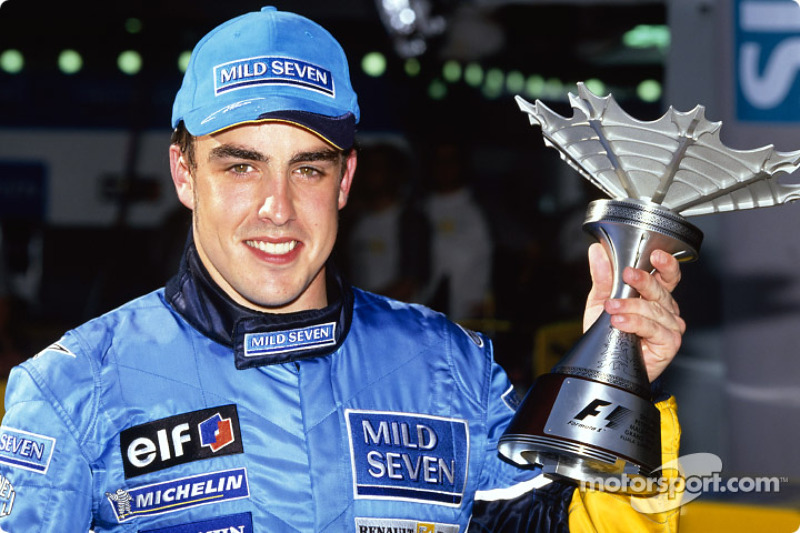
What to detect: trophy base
<box><xmin>499</xmin><ymin>373</ymin><xmax>661</xmax><ymax>492</ymax></box>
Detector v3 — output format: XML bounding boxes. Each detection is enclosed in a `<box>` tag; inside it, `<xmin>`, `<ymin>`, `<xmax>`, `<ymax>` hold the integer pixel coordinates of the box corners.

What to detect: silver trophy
<box><xmin>498</xmin><ymin>83</ymin><xmax>800</xmax><ymax>487</ymax></box>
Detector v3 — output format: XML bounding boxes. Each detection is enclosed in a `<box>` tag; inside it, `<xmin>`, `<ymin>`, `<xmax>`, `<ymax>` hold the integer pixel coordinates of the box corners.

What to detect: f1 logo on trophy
<box><xmin>498</xmin><ymin>83</ymin><xmax>800</xmax><ymax>489</ymax></box>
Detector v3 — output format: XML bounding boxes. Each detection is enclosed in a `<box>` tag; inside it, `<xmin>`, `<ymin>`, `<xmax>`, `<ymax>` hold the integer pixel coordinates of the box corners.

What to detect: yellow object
<box><xmin>532</xmin><ymin>320</ymin><xmax>583</xmax><ymax>378</ymax></box>
<box><xmin>0</xmin><ymin>378</ymin><xmax>6</xmax><ymax>415</ymax></box>
<box><xmin>568</xmin><ymin>396</ymin><xmax>682</xmax><ymax>532</ymax></box>
<box><xmin>679</xmin><ymin>500</ymin><xmax>800</xmax><ymax>532</ymax></box>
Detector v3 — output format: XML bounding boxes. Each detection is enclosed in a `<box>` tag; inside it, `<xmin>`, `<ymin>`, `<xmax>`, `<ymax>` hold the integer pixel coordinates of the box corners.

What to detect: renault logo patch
<box><xmin>346</xmin><ymin>410</ymin><xmax>469</xmax><ymax>507</ymax></box>
<box><xmin>244</xmin><ymin>322</ymin><xmax>336</xmax><ymax>358</ymax></box>
<box><xmin>355</xmin><ymin>518</ymin><xmax>459</xmax><ymax>533</ymax></box>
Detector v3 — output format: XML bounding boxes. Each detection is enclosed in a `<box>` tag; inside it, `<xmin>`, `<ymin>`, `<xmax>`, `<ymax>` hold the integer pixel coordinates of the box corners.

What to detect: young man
<box><xmin>0</xmin><ymin>7</ymin><xmax>684</xmax><ymax>532</ymax></box>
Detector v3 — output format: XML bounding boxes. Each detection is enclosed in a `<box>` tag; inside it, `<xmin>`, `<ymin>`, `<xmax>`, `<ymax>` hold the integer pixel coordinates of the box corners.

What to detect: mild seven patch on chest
<box><xmin>345</xmin><ymin>410</ymin><xmax>469</xmax><ymax>507</ymax></box>
<box><xmin>244</xmin><ymin>322</ymin><xmax>336</xmax><ymax>358</ymax></box>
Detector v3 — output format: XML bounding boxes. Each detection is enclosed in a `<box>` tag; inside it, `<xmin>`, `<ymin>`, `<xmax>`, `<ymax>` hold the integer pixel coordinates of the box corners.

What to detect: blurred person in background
<box><xmin>421</xmin><ymin>139</ymin><xmax>494</xmax><ymax>321</ymax></box>
<box><xmin>345</xmin><ymin>137</ymin><xmax>430</xmax><ymax>303</ymax></box>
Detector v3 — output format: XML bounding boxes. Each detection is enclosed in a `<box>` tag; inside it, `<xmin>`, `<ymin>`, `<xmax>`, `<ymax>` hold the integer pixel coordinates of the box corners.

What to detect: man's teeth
<box><xmin>246</xmin><ymin>240</ymin><xmax>298</xmax><ymax>255</ymax></box>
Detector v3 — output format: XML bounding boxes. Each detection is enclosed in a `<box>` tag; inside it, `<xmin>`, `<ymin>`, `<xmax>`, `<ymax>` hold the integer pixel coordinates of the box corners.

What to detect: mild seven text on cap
<box><xmin>214</xmin><ymin>57</ymin><xmax>335</xmax><ymax>97</ymax></box>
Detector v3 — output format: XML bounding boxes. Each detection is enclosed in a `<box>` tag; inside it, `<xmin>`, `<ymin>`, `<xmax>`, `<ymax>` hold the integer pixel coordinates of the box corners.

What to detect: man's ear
<box><xmin>169</xmin><ymin>144</ymin><xmax>195</xmax><ymax>210</ymax></box>
<box><xmin>338</xmin><ymin>149</ymin><xmax>357</xmax><ymax>210</ymax></box>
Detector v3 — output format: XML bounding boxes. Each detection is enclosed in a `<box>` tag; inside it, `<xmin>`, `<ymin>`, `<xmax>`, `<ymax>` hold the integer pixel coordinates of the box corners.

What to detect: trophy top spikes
<box><xmin>516</xmin><ymin>82</ymin><xmax>800</xmax><ymax>218</ymax></box>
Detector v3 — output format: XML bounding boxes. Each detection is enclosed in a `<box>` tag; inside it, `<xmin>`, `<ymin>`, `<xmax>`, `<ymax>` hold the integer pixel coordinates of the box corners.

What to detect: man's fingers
<box><xmin>587</xmin><ymin>242</ymin><xmax>612</xmax><ymax>290</ymax></box>
<box><xmin>622</xmin><ymin>265</ymin><xmax>681</xmax><ymax>316</ymax></box>
<box><xmin>650</xmin><ymin>249</ymin><xmax>682</xmax><ymax>292</ymax></box>
<box><xmin>607</xmin><ymin>298</ymin><xmax>686</xmax><ymax>336</ymax></box>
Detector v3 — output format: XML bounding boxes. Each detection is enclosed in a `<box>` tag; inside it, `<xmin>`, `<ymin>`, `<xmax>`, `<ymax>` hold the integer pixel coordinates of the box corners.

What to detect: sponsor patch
<box><xmin>106</xmin><ymin>468</ymin><xmax>249</xmax><ymax>523</ymax></box>
<box><xmin>0</xmin><ymin>427</ymin><xmax>56</xmax><ymax>474</ymax></box>
<box><xmin>346</xmin><ymin>410</ymin><xmax>469</xmax><ymax>507</ymax></box>
<box><xmin>0</xmin><ymin>474</ymin><xmax>15</xmax><ymax>518</ymax></box>
<box><xmin>355</xmin><ymin>518</ymin><xmax>459</xmax><ymax>533</ymax></box>
<box><xmin>501</xmin><ymin>386</ymin><xmax>521</xmax><ymax>412</ymax></box>
<box><xmin>33</xmin><ymin>341</ymin><xmax>75</xmax><ymax>359</ymax></box>
<box><xmin>214</xmin><ymin>56</ymin><xmax>335</xmax><ymax>97</ymax></box>
<box><xmin>456</xmin><ymin>324</ymin><xmax>484</xmax><ymax>348</ymax></box>
<box><xmin>120</xmin><ymin>405</ymin><xmax>242</xmax><ymax>478</ymax></box>
<box><xmin>244</xmin><ymin>322</ymin><xmax>336</xmax><ymax>358</ymax></box>
<box><xmin>140</xmin><ymin>511</ymin><xmax>253</xmax><ymax>533</ymax></box>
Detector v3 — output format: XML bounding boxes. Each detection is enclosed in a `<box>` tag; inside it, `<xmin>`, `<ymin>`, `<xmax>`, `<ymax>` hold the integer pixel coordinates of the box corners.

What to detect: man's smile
<box><xmin>245</xmin><ymin>239</ymin><xmax>299</xmax><ymax>256</ymax></box>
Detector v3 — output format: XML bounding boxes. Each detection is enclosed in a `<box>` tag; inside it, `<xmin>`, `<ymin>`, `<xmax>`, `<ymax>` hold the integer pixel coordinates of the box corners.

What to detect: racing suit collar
<box><xmin>165</xmin><ymin>234</ymin><xmax>353</xmax><ymax>369</ymax></box>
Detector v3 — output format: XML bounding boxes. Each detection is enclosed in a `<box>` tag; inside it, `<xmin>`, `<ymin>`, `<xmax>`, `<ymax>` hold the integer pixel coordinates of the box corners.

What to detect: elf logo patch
<box><xmin>120</xmin><ymin>405</ymin><xmax>243</xmax><ymax>478</ymax></box>
<box><xmin>199</xmin><ymin>413</ymin><xmax>235</xmax><ymax>452</ymax></box>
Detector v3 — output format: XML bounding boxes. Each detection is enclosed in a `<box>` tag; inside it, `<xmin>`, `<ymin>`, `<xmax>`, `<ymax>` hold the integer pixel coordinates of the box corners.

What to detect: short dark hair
<box><xmin>171</xmin><ymin>122</ymin><xmax>197</xmax><ymax>171</ymax></box>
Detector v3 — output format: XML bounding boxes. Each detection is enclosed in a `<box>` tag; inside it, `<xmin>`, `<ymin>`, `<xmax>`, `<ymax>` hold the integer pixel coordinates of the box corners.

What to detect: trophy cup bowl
<box><xmin>498</xmin><ymin>83</ymin><xmax>800</xmax><ymax>489</ymax></box>
<box><xmin>498</xmin><ymin>198</ymin><xmax>702</xmax><ymax>488</ymax></box>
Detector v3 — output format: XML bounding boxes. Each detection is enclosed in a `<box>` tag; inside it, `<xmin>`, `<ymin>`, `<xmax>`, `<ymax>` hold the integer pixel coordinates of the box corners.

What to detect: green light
<box><xmin>542</xmin><ymin>78</ymin><xmax>564</xmax><ymax>99</ymax></box>
<box><xmin>483</xmin><ymin>68</ymin><xmax>504</xmax><ymax>98</ymax></box>
<box><xmin>623</xmin><ymin>25</ymin><xmax>670</xmax><ymax>50</ymax></box>
<box><xmin>637</xmin><ymin>79</ymin><xmax>662</xmax><ymax>102</ymax></box>
<box><xmin>58</xmin><ymin>49</ymin><xmax>83</xmax><ymax>75</ymax></box>
<box><xmin>583</xmin><ymin>78</ymin><xmax>606</xmax><ymax>96</ymax></box>
<box><xmin>524</xmin><ymin>75</ymin><xmax>545</xmax><ymax>98</ymax></box>
<box><xmin>178</xmin><ymin>51</ymin><xmax>192</xmax><ymax>73</ymax></box>
<box><xmin>404</xmin><ymin>58</ymin><xmax>421</xmax><ymax>77</ymax></box>
<box><xmin>362</xmin><ymin>51</ymin><xmax>387</xmax><ymax>78</ymax></box>
<box><xmin>464</xmin><ymin>63</ymin><xmax>483</xmax><ymax>87</ymax></box>
<box><xmin>125</xmin><ymin>18</ymin><xmax>143</xmax><ymax>34</ymax></box>
<box><xmin>428</xmin><ymin>79</ymin><xmax>447</xmax><ymax>100</ymax></box>
<box><xmin>442</xmin><ymin>60</ymin><xmax>461</xmax><ymax>83</ymax></box>
<box><xmin>118</xmin><ymin>50</ymin><xmax>142</xmax><ymax>75</ymax></box>
<box><xmin>0</xmin><ymin>49</ymin><xmax>24</xmax><ymax>74</ymax></box>
<box><xmin>506</xmin><ymin>70</ymin><xmax>524</xmax><ymax>94</ymax></box>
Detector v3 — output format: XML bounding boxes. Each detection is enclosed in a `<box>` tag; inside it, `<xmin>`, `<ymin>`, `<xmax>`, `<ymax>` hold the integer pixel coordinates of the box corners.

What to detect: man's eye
<box><xmin>230</xmin><ymin>163</ymin><xmax>252</xmax><ymax>174</ymax></box>
<box><xmin>296</xmin><ymin>166</ymin><xmax>322</xmax><ymax>178</ymax></box>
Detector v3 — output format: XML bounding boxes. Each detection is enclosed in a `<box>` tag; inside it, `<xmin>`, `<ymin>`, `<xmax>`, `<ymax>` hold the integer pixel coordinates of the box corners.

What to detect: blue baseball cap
<box><xmin>172</xmin><ymin>6</ymin><xmax>360</xmax><ymax>149</ymax></box>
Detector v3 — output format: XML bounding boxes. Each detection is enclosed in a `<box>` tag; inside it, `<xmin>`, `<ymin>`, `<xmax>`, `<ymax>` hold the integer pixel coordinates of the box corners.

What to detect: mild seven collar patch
<box><xmin>165</xmin><ymin>236</ymin><xmax>353</xmax><ymax>370</ymax></box>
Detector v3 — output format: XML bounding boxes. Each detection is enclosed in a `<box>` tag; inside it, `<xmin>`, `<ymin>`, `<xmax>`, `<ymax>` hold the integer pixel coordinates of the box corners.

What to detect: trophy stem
<box><xmin>498</xmin><ymin>199</ymin><xmax>702</xmax><ymax>487</ymax></box>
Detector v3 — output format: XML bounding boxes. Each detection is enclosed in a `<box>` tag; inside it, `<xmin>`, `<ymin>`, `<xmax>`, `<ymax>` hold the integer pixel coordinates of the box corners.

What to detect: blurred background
<box><xmin>1</xmin><ymin>0</ymin><xmax>799</xmax><ymax>528</ymax></box>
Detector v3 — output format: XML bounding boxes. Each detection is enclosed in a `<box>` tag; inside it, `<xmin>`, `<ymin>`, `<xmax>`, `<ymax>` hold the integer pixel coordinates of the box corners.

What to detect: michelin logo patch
<box><xmin>355</xmin><ymin>518</ymin><xmax>459</xmax><ymax>532</ymax></box>
<box><xmin>106</xmin><ymin>468</ymin><xmax>249</xmax><ymax>523</ymax></box>
<box><xmin>244</xmin><ymin>322</ymin><xmax>336</xmax><ymax>358</ymax></box>
<box><xmin>141</xmin><ymin>511</ymin><xmax>253</xmax><ymax>533</ymax></box>
<box><xmin>0</xmin><ymin>427</ymin><xmax>56</xmax><ymax>474</ymax></box>
<box><xmin>214</xmin><ymin>56</ymin><xmax>334</xmax><ymax>97</ymax></box>
<box><xmin>346</xmin><ymin>410</ymin><xmax>469</xmax><ymax>507</ymax></box>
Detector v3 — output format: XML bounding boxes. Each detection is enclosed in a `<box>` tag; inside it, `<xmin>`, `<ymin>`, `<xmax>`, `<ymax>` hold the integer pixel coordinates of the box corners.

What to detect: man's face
<box><xmin>170</xmin><ymin>122</ymin><xmax>356</xmax><ymax>313</ymax></box>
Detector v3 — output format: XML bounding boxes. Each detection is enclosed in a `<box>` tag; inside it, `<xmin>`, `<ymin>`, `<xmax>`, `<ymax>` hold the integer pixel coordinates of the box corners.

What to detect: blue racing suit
<box><xmin>0</xmin><ymin>239</ymin><xmax>578</xmax><ymax>532</ymax></box>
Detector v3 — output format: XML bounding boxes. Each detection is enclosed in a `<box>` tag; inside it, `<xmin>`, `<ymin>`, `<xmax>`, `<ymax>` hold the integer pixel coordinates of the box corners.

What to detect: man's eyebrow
<box><xmin>289</xmin><ymin>149</ymin><xmax>341</xmax><ymax>165</ymax></box>
<box><xmin>207</xmin><ymin>145</ymin><xmax>267</xmax><ymax>163</ymax></box>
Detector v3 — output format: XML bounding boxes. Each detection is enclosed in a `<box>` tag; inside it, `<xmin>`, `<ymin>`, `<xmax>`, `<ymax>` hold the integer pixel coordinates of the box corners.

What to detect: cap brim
<box><xmin>182</xmin><ymin>96</ymin><xmax>356</xmax><ymax>150</ymax></box>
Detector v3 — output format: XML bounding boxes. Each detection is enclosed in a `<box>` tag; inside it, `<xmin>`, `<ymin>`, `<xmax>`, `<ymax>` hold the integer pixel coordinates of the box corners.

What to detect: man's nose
<box><xmin>257</xmin><ymin>177</ymin><xmax>295</xmax><ymax>225</ymax></box>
